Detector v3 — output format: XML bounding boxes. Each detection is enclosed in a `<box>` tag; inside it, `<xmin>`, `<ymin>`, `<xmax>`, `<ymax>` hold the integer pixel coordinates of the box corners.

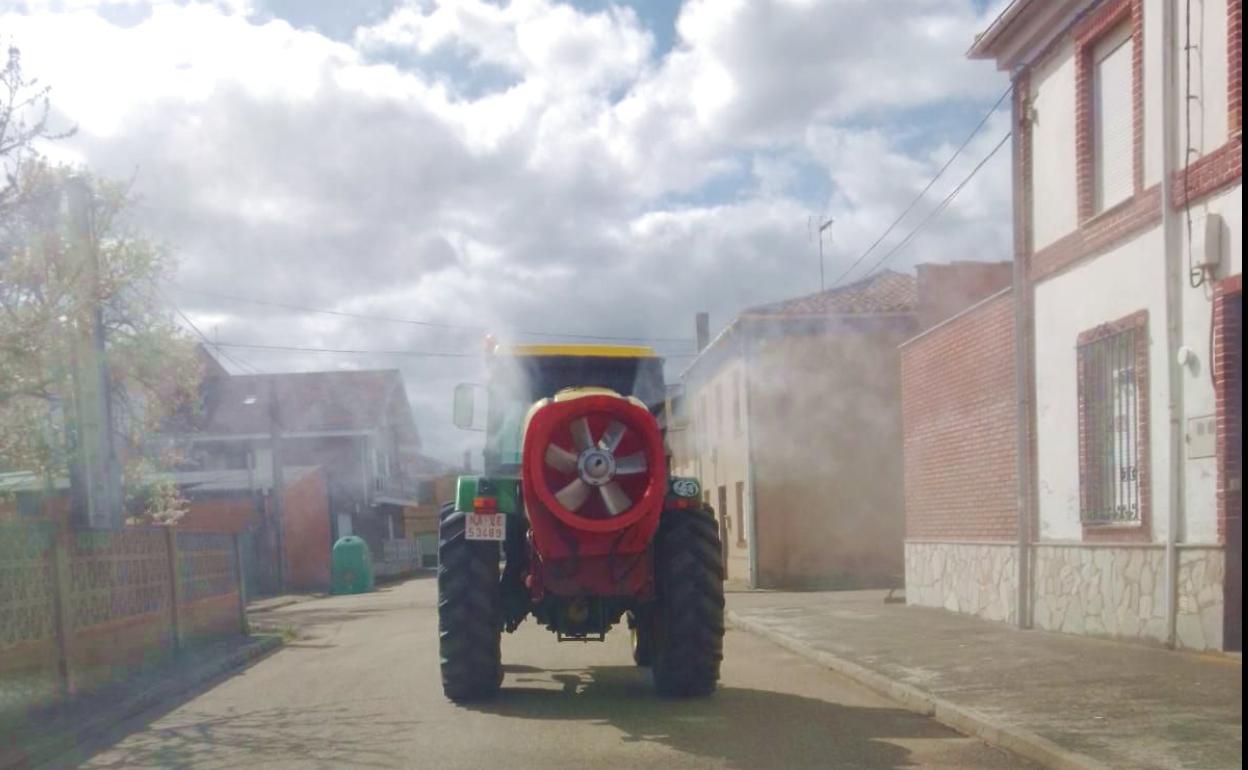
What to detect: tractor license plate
<box><xmin>466</xmin><ymin>513</ymin><xmax>506</xmax><ymax>541</ymax></box>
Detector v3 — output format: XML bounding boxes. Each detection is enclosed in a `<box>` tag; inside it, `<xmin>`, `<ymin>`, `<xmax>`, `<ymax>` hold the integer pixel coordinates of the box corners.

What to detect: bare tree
<box><xmin>0</xmin><ymin>44</ymin><xmax>75</xmax><ymax>218</ymax></box>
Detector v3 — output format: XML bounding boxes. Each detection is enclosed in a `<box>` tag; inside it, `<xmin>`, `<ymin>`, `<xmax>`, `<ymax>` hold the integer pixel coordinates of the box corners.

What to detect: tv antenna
<box><xmin>810</xmin><ymin>216</ymin><xmax>834</xmax><ymax>291</ymax></box>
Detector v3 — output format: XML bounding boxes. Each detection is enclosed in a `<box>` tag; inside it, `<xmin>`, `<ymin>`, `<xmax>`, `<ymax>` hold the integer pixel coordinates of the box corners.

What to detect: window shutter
<box><xmin>1093</xmin><ymin>30</ymin><xmax>1134</xmax><ymax>211</ymax></box>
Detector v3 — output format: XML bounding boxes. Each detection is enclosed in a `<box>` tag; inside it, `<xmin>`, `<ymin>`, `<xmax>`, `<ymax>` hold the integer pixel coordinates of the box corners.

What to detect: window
<box><xmin>1091</xmin><ymin>25</ymin><xmax>1133</xmax><ymax>212</ymax></box>
<box><xmin>735</xmin><ymin>481</ymin><xmax>746</xmax><ymax>545</ymax></box>
<box><xmin>1078</xmin><ymin>316</ymin><xmax>1148</xmax><ymax>525</ymax></box>
<box><xmin>733</xmin><ymin>370</ymin><xmax>742</xmax><ymax>437</ymax></box>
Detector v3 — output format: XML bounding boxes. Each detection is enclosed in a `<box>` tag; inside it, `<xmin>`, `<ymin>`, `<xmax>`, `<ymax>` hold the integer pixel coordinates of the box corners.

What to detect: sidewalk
<box><xmin>728</xmin><ymin>590</ymin><xmax>1242</xmax><ymax>770</ymax></box>
<box><xmin>1</xmin><ymin>634</ymin><xmax>282</xmax><ymax>769</ymax></box>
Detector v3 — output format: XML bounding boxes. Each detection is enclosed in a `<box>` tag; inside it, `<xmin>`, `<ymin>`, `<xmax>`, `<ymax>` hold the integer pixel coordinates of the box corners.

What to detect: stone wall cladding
<box><xmin>1176</xmin><ymin>548</ymin><xmax>1226</xmax><ymax>651</ymax></box>
<box><xmin>1032</xmin><ymin>545</ymin><xmax>1224</xmax><ymax>650</ymax></box>
<box><xmin>904</xmin><ymin>542</ymin><xmax>1018</xmax><ymax>624</ymax></box>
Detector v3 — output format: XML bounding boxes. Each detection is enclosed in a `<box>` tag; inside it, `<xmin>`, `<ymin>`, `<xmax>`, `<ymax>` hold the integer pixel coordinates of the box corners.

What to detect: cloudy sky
<box><xmin>2</xmin><ymin>0</ymin><xmax>1012</xmax><ymax>463</ymax></box>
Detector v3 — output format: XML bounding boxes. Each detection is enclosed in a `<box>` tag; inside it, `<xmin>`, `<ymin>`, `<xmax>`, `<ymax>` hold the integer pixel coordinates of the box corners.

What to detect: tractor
<box><xmin>440</xmin><ymin>342</ymin><xmax>724</xmax><ymax>701</ymax></box>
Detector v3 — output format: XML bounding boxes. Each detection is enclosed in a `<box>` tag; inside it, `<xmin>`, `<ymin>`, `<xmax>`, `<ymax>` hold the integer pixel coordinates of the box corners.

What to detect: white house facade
<box><xmin>942</xmin><ymin>0</ymin><xmax>1242</xmax><ymax>651</ymax></box>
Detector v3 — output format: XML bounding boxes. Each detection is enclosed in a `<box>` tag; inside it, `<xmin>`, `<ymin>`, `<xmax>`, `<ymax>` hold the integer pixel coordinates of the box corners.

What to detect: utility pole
<box><xmin>65</xmin><ymin>176</ymin><xmax>122</xmax><ymax>530</ymax></box>
<box><xmin>817</xmin><ymin>217</ymin><xmax>834</xmax><ymax>292</ymax></box>
<box><xmin>268</xmin><ymin>377</ymin><xmax>288</xmax><ymax>591</ymax></box>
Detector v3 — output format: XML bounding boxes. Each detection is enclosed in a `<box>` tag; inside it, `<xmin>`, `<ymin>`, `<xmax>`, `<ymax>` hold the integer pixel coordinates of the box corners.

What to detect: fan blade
<box><xmin>600</xmin><ymin>481</ymin><xmax>632</xmax><ymax>516</ymax></box>
<box><xmin>545</xmin><ymin>444</ymin><xmax>578</xmax><ymax>474</ymax></box>
<box><xmin>555</xmin><ymin>479</ymin><xmax>591</xmax><ymax>511</ymax></box>
<box><xmin>599</xmin><ymin>421</ymin><xmax>626</xmax><ymax>452</ymax></box>
<box><xmin>570</xmin><ymin>418</ymin><xmax>593</xmax><ymax>451</ymax></box>
<box><xmin>614</xmin><ymin>452</ymin><xmax>647</xmax><ymax>475</ymax></box>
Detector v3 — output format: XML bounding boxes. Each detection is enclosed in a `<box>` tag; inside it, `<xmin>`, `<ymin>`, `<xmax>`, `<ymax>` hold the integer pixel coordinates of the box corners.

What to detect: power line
<box><xmin>166</xmin><ymin>295</ymin><xmax>263</xmax><ymax>374</ymax></box>
<box><xmin>173</xmin><ymin>284</ymin><xmax>696</xmax><ymax>346</ymax></box>
<box><xmin>829</xmin><ymin>86</ymin><xmax>1013</xmax><ymax>288</ymax></box>
<box><xmin>857</xmin><ymin>130</ymin><xmax>1013</xmax><ymax>280</ymax></box>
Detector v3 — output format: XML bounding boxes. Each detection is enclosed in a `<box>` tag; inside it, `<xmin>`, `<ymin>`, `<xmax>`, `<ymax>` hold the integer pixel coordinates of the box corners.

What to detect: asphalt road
<box><xmin>70</xmin><ymin>577</ymin><xmax>1034</xmax><ymax>770</ymax></box>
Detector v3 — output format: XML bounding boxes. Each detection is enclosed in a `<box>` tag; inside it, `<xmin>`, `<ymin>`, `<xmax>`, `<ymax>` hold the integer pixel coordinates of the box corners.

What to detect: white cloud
<box><xmin>2</xmin><ymin>0</ymin><xmax>1011</xmax><ymax>461</ymax></box>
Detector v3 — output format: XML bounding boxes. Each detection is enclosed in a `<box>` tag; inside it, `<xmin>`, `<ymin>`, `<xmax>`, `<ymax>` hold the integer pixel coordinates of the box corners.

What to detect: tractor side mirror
<box><xmin>452</xmin><ymin>383</ymin><xmax>484</xmax><ymax>431</ymax></box>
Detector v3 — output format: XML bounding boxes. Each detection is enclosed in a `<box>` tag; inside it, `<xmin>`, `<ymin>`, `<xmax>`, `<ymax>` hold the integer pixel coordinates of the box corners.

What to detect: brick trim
<box><xmin>1214</xmin><ymin>275</ymin><xmax>1242</xmax><ymax>544</ymax></box>
<box><xmin>1171</xmin><ymin>137</ymin><xmax>1243</xmax><ymax>208</ymax></box>
<box><xmin>1030</xmin><ymin>184</ymin><xmax>1161</xmax><ymax>281</ymax></box>
<box><xmin>1074</xmin><ymin>0</ymin><xmax>1144</xmax><ymax>222</ymax></box>
<box><xmin>1076</xmin><ymin>309</ymin><xmax>1152</xmax><ymax>543</ymax></box>
<box><xmin>1231</xmin><ymin>0</ymin><xmax>1242</xmax><ymax>136</ymax></box>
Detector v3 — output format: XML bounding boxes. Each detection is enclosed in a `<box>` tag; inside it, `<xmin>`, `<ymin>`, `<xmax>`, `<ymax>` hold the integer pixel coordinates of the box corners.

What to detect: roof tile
<box><xmin>745</xmin><ymin>270</ymin><xmax>917</xmax><ymax>317</ymax></box>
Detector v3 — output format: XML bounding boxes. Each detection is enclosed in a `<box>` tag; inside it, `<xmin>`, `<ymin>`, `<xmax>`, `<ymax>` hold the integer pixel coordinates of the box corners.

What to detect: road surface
<box><xmin>70</xmin><ymin>577</ymin><xmax>1034</xmax><ymax>769</ymax></box>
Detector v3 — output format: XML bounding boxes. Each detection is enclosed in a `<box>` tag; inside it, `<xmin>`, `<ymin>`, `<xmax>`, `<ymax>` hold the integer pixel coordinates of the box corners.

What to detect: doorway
<box><xmin>717</xmin><ymin>484</ymin><xmax>730</xmax><ymax>580</ymax></box>
<box><xmin>1223</xmin><ymin>290</ymin><xmax>1241</xmax><ymax>652</ymax></box>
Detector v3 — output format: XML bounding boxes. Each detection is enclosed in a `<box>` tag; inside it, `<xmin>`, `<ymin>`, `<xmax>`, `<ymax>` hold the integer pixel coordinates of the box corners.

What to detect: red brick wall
<box><xmin>179</xmin><ymin>494</ymin><xmax>261</xmax><ymax>534</ymax></box>
<box><xmin>283</xmin><ymin>468</ymin><xmax>331</xmax><ymax>591</ymax></box>
<box><xmin>916</xmin><ymin>261</ymin><xmax>1014</xmax><ymax>330</ymax></box>
<box><xmin>1215</xmin><ymin>275</ymin><xmax>1243</xmax><ymax>542</ymax></box>
<box><xmin>902</xmin><ymin>292</ymin><xmax>1019</xmax><ymax>540</ymax></box>
<box><xmin>1171</xmin><ymin>139</ymin><xmax>1242</xmax><ymax>208</ymax></box>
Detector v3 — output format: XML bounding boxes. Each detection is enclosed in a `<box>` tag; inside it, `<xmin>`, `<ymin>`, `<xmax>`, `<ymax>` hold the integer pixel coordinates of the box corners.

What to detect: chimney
<box><xmin>695</xmin><ymin>312</ymin><xmax>710</xmax><ymax>353</ymax></box>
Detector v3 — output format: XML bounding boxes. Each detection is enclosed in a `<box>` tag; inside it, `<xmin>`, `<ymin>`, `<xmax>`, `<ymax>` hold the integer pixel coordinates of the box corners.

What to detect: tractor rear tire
<box><xmin>629</xmin><ymin>610</ymin><xmax>655</xmax><ymax>667</ymax></box>
<box><xmin>652</xmin><ymin>508</ymin><xmax>725</xmax><ymax>696</ymax></box>
<box><xmin>438</xmin><ymin>505</ymin><xmax>503</xmax><ymax>702</ymax></box>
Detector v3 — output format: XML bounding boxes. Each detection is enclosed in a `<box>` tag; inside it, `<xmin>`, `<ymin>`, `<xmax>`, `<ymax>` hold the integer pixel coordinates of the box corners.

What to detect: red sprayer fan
<box><xmin>522</xmin><ymin>391</ymin><xmax>666</xmax><ymax>541</ymax></box>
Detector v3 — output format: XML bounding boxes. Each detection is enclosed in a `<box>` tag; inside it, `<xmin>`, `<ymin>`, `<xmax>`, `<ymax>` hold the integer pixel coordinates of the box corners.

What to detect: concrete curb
<box><xmin>247</xmin><ymin>596</ymin><xmax>313</xmax><ymax>613</ymax></box>
<box><xmin>11</xmin><ymin>634</ymin><xmax>283</xmax><ymax>769</ymax></box>
<box><xmin>726</xmin><ymin>610</ymin><xmax>1112</xmax><ymax>770</ymax></box>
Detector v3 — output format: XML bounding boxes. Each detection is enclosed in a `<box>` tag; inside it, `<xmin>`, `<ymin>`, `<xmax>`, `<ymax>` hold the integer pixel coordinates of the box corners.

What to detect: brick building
<box><xmin>676</xmin><ymin>265</ymin><xmax>1008</xmax><ymax>588</ymax></box>
<box><xmin>163</xmin><ymin>357</ymin><xmax>422</xmax><ymax>555</ymax></box>
<box><xmin>902</xmin><ymin>290</ymin><xmax>1020</xmax><ymax>620</ymax></box>
<box><xmin>903</xmin><ymin>0</ymin><xmax>1242</xmax><ymax>652</ymax></box>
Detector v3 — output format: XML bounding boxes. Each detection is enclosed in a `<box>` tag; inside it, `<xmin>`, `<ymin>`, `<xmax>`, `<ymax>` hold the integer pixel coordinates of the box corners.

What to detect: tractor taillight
<box><xmin>473</xmin><ymin>496</ymin><xmax>498</xmax><ymax>513</ymax></box>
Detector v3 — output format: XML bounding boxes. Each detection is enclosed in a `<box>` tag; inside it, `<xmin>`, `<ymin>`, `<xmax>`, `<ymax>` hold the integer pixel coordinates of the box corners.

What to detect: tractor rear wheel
<box><xmin>628</xmin><ymin>610</ymin><xmax>655</xmax><ymax>666</ymax></box>
<box><xmin>438</xmin><ymin>505</ymin><xmax>503</xmax><ymax>701</ymax></box>
<box><xmin>652</xmin><ymin>508</ymin><xmax>725</xmax><ymax>696</ymax></box>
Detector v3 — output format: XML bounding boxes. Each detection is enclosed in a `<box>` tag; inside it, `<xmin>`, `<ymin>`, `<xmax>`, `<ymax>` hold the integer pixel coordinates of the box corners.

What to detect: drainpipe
<box><xmin>1160</xmin><ymin>0</ymin><xmax>1184</xmax><ymax>649</ymax></box>
<box><xmin>1011</xmin><ymin>70</ymin><xmax>1034</xmax><ymax>630</ymax></box>
<box><xmin>741</xmin><ymin>320</ymin><xmax>761</xmax><ymax>589</ymax></box>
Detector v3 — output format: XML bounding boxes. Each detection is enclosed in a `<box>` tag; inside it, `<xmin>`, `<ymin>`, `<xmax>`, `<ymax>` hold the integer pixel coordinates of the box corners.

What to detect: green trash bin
<box><xmin>331</xmin><ymin>536</ymin><xmax>375</xmax><ymax>595</ymax></box>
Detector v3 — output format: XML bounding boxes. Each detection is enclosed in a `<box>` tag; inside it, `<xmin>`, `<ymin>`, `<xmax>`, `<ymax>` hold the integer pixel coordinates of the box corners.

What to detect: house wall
<box><xmin>1179</xmin><ymin>184</ymin><xmax>1242</xmax><ymax>545</ymax></box>
<box><xmin>278</xmin><ymin>435</ymin><xmax>383</xmax><ymax>548</ymax></box>
<box><xmin>750</xmin><ymin>326</ymin><xmax>912</xmax><ymax>589</ymax></box>
<box><xmin>1173</xmin><ymin>0</ymin><xmax>1231</xmax><ymax>164</ymax></box>
<box><xmin>179</xmin><ymin>494</ymin><xmax>262</xmax><ymax>534</ymax></box>
<box><xmin>901</xmin><ymin>292</ymin><xmax>1020</xmax><ymax>622</ymax></box>
<box><xmin>953</xmin><ymin>0</ymin><xmax>1243</xmax><ymax>651</ymax></box>
<box><xmin>1033</xmin><ymin>228</ymin><xmax>1172</xmax><ymax>542</ymax></box>
<box><xmin>684</xmin><ymin>356</ymin><xmax>752</xmax><ymax>584</ymax></box>
<box><xmin>1030</xmin><ymin>39</ymin><xmax>1081</xmax><ymax>250</ymax></box>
